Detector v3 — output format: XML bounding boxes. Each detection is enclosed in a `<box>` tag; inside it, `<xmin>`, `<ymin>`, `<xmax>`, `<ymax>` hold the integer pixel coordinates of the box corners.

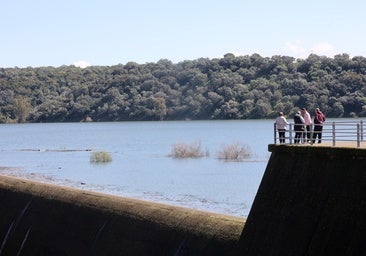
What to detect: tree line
<box><xmin>1</xmin><ymin>53</ymin><xmax>366</xmax><ymax>123</ymax></box>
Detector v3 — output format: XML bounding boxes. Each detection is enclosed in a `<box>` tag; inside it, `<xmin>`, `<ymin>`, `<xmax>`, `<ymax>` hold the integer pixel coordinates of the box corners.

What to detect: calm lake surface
<box><xmin>0</xmin><ymin>120</ymin><xmax>274</xmax><ymax>217</ymax></box>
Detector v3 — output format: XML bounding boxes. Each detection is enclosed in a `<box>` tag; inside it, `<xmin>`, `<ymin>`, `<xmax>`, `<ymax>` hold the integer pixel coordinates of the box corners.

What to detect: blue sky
<box><xmin>1</xmin><ymin>0</ymin><xmax>365</xmax><ymax>68</ymax></box>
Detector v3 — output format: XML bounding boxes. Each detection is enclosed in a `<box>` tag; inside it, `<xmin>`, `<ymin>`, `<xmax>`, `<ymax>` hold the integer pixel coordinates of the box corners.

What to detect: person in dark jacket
<box><xmin>312</xmin><ymin>108</ymin><xmax>326</xmax><ymax>143</ymax></box>
<box><xmin>293</xmin><ymin>111</ymin><xmax>305</xmax><ymax>144</ymax></box>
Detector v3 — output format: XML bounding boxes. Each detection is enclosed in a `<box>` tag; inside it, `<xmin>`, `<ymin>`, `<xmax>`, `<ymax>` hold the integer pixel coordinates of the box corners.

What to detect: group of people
<box><xmin>275</xmin><ymin>108</ymin><xmax>326</xmax><ymax>144</ymax></box>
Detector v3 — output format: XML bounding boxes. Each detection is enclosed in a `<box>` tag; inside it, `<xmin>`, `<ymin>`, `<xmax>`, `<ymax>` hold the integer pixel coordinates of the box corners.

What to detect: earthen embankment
<box><xmin>0</xmin><ymin>175</ymin><xmax>244</xmax><ymax>255</ymax></box>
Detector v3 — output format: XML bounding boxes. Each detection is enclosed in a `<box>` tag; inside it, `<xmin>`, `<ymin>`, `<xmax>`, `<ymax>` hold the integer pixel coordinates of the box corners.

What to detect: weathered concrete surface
<box><xmin>0</xmin><ymin>175</ymin><xmax>244</xmax><ymax>255</ymax></box>
<box><xmin>239</xmin><ymin>144</ymin><xmax>366</xmax><ymax>255</ymax></box>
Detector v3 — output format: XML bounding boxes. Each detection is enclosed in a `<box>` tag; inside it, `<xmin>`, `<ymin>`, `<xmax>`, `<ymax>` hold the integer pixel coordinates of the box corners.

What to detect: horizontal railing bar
<box><xmin>274</xmin><ymin>120</ymin><xmax>365</xmax><ymax>147</ymax></box>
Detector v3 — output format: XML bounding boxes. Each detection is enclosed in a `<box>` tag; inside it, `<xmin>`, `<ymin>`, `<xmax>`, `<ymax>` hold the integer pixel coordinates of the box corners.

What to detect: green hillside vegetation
<box><xmin>1</xmin><ymin>53</ymin><xmax>366</xmax><ymax>123</ymax></box>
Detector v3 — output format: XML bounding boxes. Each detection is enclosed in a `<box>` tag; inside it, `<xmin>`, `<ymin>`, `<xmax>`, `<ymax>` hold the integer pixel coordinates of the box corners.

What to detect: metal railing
<box><xmin>274</xmin><ymin>120</ymin><xmax>365</xmax><ymax>147</ymax></box>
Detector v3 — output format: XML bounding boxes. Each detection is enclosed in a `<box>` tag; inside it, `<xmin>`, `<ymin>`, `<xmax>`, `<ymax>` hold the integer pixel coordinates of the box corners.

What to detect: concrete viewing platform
<box><xmin>239</xmin><ymin>144</ymin><xmax>366</xmax><ymax>255</ymax></box>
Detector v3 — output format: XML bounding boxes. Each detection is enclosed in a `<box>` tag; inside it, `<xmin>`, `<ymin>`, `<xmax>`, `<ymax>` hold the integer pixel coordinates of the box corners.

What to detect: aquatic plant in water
<box><xmin>216</xmin><ymin>142</ymin><xmax>251</xmax><ymax>161</ymax></box>
<box><xmin>170</xmin><ymin>141</ymin><xmax>208</xmax><ymax>158</ymax></box>
<box><xmin>90</xmin><ymin>151</ymin><xmax>112</xmax><ymax>163</ymax></box>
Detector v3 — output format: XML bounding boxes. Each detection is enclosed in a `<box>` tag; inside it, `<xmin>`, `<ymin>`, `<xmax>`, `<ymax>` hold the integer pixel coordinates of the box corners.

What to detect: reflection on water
<box><xmin>0</xmin><ymin>120</ymin><xmax>273</xmax><ymax>217</ymax></box>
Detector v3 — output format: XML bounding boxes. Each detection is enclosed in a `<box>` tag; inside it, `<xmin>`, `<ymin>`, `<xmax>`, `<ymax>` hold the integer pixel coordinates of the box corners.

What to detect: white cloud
<box><xmin>283</xmin><ymin>40</ymin><xmax>336</xmax><ymax>59</ymax></box>
<box><xmin>311</xmin><ymin>42</ymin><xmax>336</xmax><ymax>57</ymax></box>
<box><xmin>73</xmin><ymin>60</ymin><xmax>91</xmax><ymax>68</ymax></box>
<box><xmin>284</xmin><ymin>40</ymin><xmax>307</xmax><ymax>58</ymax></box>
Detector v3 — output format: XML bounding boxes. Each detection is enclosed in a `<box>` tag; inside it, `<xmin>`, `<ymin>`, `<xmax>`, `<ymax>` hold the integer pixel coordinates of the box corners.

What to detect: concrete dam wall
<box><xmin>2</xmin><ymin>144</ymin><xmax>366</xmax><ymax>255</ymax></box>
<box><xmin>239</xmin><ymin>144</ymin><xmax>366</xmax><ymax>255</ymax></box>
<box><xmin>0</xmin><ymin>175</ymin><xmax>244</xmax><ymax>255</ymax></box>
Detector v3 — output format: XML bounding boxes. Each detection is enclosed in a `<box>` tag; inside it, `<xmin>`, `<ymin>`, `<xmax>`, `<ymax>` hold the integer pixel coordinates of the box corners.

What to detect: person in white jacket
<box><xmin>275</xmin><ymin>112</ymin><xmax>289</xmax><ymax>143</ymax></box>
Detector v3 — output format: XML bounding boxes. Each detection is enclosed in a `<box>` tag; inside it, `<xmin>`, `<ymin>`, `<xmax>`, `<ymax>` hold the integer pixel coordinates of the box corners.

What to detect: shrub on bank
<box><xmin>90</xmin><ymin>151</ymin><xmax>112</xmax><ymax>163</ymax></box>
<box><xmin>216</xmin><ymin>143</ymin><xmax>251</xmax><ymax>161</ymax></box>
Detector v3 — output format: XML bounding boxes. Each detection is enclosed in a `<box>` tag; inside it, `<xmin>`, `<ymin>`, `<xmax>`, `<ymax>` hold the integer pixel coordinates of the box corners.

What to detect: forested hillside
<box><xmin>1</xmin><ymin>53</ymin><xmax>366</xmax><ymax>123</ymax></box>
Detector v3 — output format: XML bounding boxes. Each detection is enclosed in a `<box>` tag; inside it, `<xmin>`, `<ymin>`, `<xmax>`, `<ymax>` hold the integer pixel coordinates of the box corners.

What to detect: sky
<box><xmin>1</xmin><ymin>0</ymin><xmax>365</xmax><ymax>68</ymax></box>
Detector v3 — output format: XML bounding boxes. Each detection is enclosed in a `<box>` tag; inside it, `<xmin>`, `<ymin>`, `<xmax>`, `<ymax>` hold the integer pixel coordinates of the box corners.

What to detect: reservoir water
<box><xmin>0</xmin><ymin>120</ymin><xmax>274</xmax><ymax>217</ymax></box>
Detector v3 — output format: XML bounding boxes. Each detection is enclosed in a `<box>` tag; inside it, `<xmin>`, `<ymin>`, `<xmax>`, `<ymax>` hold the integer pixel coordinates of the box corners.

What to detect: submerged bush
<box><xmin>90</xmin><ymin>151</ymin><xmax>112</xmax><ymax>163</ymax></box>
<box><xmin>170</xmin><ymin>141</ymin><xmax>208</xmax><ymax>159</ymax></box>
<box><xmin>216</xmin><ymin>143</ymin><xmax>251</xmax><ymax>161</ymax></box>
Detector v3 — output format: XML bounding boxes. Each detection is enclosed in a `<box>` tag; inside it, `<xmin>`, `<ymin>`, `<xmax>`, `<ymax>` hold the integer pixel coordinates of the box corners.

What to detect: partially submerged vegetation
<box><xmin>170</xmin><ymin>141</ymin><xmax>208</xmax><ymax>159</ymax></box>
<box><xmin>90</xmin><ymin>151</ymin><xmax>112</xmax><ymax>163</ymax></box>
<box><xmin>170</xmin><ymin>141</ymin><xmax>251</xmax><ymax>161</ymax></box>
<box><xmin>216</xmin><ymin>143</ymin><xmax>251</xmax><ymax>161</ymax></box>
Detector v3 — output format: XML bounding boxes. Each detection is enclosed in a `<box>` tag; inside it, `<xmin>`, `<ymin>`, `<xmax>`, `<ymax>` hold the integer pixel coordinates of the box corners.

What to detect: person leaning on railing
<box><xmin>293</xmin><ymin>111</ymin><xmax>305</xmax><ymax>144</ymax></box>
<box><xmin>275</xmin><ymin>112</ymin><xmax>289</xmax><ymax>143</ymax></box>
<box><xmin>312</xmin><ymin>108</ymin><xmax>326</xmax><ymax>144</ymax></box>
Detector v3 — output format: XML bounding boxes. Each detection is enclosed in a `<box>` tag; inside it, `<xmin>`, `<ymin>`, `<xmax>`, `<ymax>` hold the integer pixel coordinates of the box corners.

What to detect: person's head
<box><xmin>278</xmin><ymin>112</ymin><xmax>283</xmax><ymax>116</ymax></box>
<box><xmin>315</xmin><ymin>108</ymin><xmax>320</xmax><ymax>113</ymax></box>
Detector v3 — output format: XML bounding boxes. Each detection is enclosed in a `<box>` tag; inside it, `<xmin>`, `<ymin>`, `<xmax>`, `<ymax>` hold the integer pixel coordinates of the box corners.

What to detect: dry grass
<box><xmin>170</xmin><ymin>141</ymin><xmax>208</xmax><ymax>159</ymax></box>
<box><xmin>216</xmin><ymin>143</ymin><xmax>251</xmax><ymax>161</ymax></box>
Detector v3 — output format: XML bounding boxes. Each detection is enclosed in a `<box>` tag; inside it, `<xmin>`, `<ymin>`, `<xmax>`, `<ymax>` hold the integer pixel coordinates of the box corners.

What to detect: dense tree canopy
<box><xmin>1</xmin><ymin>53</ymin><xmax>366</xmax><ymax>123</ymax></box>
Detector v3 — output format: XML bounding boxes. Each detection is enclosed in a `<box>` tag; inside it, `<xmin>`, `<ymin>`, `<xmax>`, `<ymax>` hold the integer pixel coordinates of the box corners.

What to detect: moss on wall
<box><xmin>0</xmin><ymin>175</ymin><xmax>244</xmax><ymax>255</ymax></box>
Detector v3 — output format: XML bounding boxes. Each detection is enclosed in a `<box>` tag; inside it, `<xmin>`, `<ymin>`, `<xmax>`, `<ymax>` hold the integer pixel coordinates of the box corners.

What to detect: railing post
<box><xmin>274</xmin><ymin>123</ymin><xmax>277</xmax><ymax>144</ymax></box>
<box><xmin>357</xmin><ymin>123</ymin><xmax>361</xmax><ymax>147</ymax></box>
<box><xmin>332</xmin><ymin>122</ymin><xmax>336</xmax><ymax>146</ymax></box>
<box><xmin>289</xmin><ymin>123</ymin><xmax>293</xmax><ymax>144</ymax></box>
<box><xmin>310</xmin><ymin>124</ymin><xmax>313</xmax><ymax>145</ymax></box>
<box><xmin>361</xmin><ymin>120</ymin><xmax>364</xmax><ymax>141</ymax></box>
